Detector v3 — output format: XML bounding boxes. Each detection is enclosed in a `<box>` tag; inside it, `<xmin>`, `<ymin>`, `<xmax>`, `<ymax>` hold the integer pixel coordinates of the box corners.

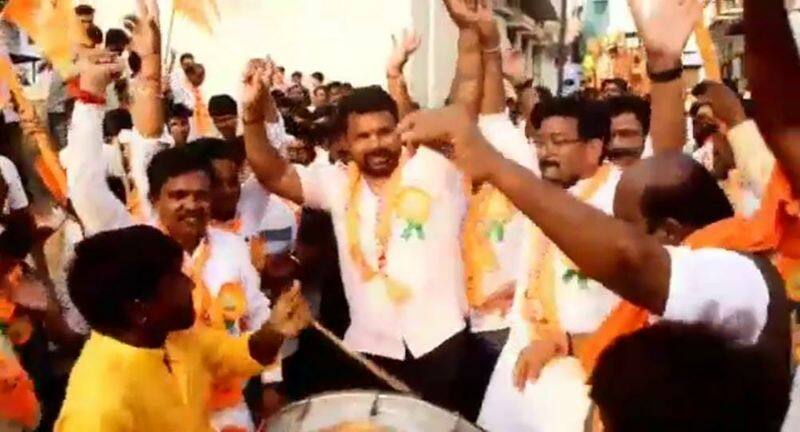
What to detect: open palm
<box><xmin>627</xmin><ymin>0</ymin><xmax>706</xmax><ymax>60</ymax></box>
<box><xmin>388</xmin><ymin>29</ymin><xmax>422</xmax><ymax>73</ymax></box>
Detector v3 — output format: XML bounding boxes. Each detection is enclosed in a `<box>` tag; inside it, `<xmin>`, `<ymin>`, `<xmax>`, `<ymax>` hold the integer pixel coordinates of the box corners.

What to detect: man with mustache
<box><xmin>476</xmin><ymin>94</ymin><xmax>623</xmax><ymax>431</ymax></box>
<box><xmin>61</xmin><ymin>4</ymin><xmax>306</xmax><ymax>431</ymax></box>
<box><xmin>241</xmin><ymin>66</ymin><xmax>472</xmax><ymax>416</ymax></box>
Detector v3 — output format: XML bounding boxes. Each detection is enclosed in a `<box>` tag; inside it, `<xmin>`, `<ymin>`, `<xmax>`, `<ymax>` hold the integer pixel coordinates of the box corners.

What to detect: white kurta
<box><xmin>66</xmin><ymin>102</ymin><xmax>272</xmax><ymax>432</ymax></box>
<box><xmin>479</xmin><ymin>165</ymin><xmax>623</xmax><ymax>432</ymax></box>
<box><xmin>469</xmin><ymin>114</ymin><xmax>538</xmax><ymax>333</ymax></box>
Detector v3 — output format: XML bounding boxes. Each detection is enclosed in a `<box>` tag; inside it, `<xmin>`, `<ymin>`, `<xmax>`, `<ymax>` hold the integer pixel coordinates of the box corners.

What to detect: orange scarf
<box><xmin>580</xmin><ymin>166</ymin><xmax>800</xmax><ymax>374</ymax></box>
<box><xmin>344</xmin><ymin>161</ymin><xmax>416</xmax><ymax>304</ymax></box>
<box><xmin>523</xmin><ymin>165</ymin><xmax>613</xmax><ymax>343</ymax></box>
<box><xmin>463</xmin><ymin>184</ymin><xmax>518</xmax><ymax>307</ymax></box>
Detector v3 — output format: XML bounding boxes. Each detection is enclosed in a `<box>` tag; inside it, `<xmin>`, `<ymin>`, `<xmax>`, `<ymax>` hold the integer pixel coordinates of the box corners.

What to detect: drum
<box><xmin>263</xmin><ymin>391</ymin><xmax>484</xmax><ymax>432</ymax></box>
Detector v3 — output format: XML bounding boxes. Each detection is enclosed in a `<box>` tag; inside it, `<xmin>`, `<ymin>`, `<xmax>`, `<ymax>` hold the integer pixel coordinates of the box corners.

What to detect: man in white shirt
<box><xmin>399</xmin><ymin>105</ymin><xmax>791</xmax><ymax>430</ymax></box>
<box><xmin>242</xmin><ymin>63</ymin><xmax>470</xmax><ymax>414</ymax></box>
<box><xmin>65</xmin><ymin>17</ymin><xmax>304</xmax><ymax>431</ymax></box>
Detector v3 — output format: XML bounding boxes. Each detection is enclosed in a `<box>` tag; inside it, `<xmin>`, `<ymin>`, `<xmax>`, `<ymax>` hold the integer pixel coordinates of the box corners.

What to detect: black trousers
<box><xmin>458</xmin><ymin>328</ymin><xmax>510</xmax><ymax>422</ymax></box>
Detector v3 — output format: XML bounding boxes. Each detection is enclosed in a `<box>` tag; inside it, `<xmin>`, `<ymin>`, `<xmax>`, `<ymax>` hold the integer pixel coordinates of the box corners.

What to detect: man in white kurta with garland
<box><xmin>61</xmin><ymin>12</ymin><xmax>296</xmax><ymax>431</ymax></box>
<box><xmin>478</xmin><ymin>96</ymin><xmax>624</xmax><ymax>431</ymax></box>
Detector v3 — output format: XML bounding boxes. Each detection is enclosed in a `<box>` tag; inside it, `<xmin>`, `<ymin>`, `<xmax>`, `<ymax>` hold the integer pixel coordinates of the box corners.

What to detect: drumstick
<box><xmin>311</xmin><ymin>319</ymin><xmax>413</xmax><ymax>394</ymax></box>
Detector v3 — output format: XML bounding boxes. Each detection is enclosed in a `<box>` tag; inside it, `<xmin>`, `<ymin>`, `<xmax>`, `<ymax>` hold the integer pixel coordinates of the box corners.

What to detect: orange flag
<box><xmin>174</xmin><ymin>0</ymin><xmax>221</xmax><ymax>34</ymax></box>
<box><xmin>694</xmin><ymin>23</ymin><xmax>722</xmax><ymax>82</ymax></box>
<box><xmin>2</xmin><ymin>0</ymin><xmax>89</xmax><ymax>78</ymax></box>
<box><xmin>0</xmin><ymin>52</ymin><xmax>68</xmax><ymax>205</ymax></box>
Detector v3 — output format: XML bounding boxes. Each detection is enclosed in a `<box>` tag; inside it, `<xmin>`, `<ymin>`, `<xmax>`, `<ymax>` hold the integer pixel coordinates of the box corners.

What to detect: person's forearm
<box><xmin>482</xmin><ymin>146</ymin><xmax>671</xmax><ymax>313</ymax></box>
<box><xmin>387</xmin><ymin>74</ymin><xmax>416</xmax><ymax>119</ymax></box>
<box><xmin>130</xmin><ymin>55</ymin><xmax>164</xmax><ymax>138</ymax></box>
<box><xmin>243</xmin><ymin>121</ymin><xmax>302</xmax><ymax>203</ymax></box>
<box><xmin>248</xmin><ymin>323</ymin><xmax>285</xmax><ymax>365</ymax></box>
<box><xmin>744</xmin><ymin>0</ymin><xmax>800</xmax><ymax>191</ymax></box>
<box><xmin>481</xmin><ymin>49</ymin><xmax>505</xmax><ymax>115</ymax></box>
<box><xmin>449</xmin><ymin>29</ymin><xmax>483</xmax><ymax>116</ymax></box>
<box><xmin>649</xmin><ymin>56</ymin><xmax>686</xmax><ymax>154</ymax></box>
<box><xmin>517</xmin><ymin>87</ymin><xmax>535</xmax><ymax>125</ymax></box>
<box><xmin>727</xmin><ymin>120</ymin><xmax>775</xmax><ymax>198</ymax></box>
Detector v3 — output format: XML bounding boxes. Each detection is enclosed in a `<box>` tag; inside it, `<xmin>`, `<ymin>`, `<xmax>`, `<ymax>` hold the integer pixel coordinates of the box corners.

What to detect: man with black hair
<box><xmin>310</xmin><ymin>71</ymin><xmax>324</xmax><ymax>88</ymax></box>
<box><xmin>591</xmin><ymin>322</ymin><xmax>788</xmax><ymax>432</ymax></box>
<box><xmin>180</xmin><ymin>53</ymin><xmax>195</xmax><ymax>71</ymax></box>
<box><xmin>74</xmin><ymin>4</ymin><xmax>95</xmax><ymax>30</ymax></box>
<box><xmin>168</xmin><ymin>103</ymin><xmax>193</xmax><ymax>147</ymax></box>
<box><xmin>328</xmin><ymin>81</ymin><xmax>343</xmax><ymax>104</ymax></box>
<box><xmin>55</xmin><ymin>226</ymin><xmax>310</xmax><ymax>431</ymax></box>
<box><xmin>309</xmin><ymin>86</ymin><xmax>328</xmax><ymax>113</ymax></box>
<box><xmin>208</xmin><ymin>94</ymin><xmax>239</xmax><ymax>141</ymax></box>
<box><xmin>532</xmin><ymin>96</ymin><xmax>612</xmax><ymax>187</ymax></box>
<box><xmin>63</xmin><ymin>10</ymin><xmax>308</xmax><ymax>431</ymax></box>
<box><xmin>104</xmin><ymin>29</ymin><xmax>130</xmax><ymax>57</ymax></box>
<box><xmin>601</xmin><ymin>78</ymin><xmax>628</xmax><ymax>99</ymax></box>
<box><xmin>86</xmin><ymin>25</ymin><xmax>103</xmax><ymax>47</ymax></box>
<box><xmin>606</xmin><ymin>95</ymin><xmax>651</xmax><ymax>168</ymax></box>
<box><xmin>290</xmin><ymin>71</ymin><xmax>303</xmax><ymax>86</ymax></box>
<box><xmin>243</xmin><ymin>59</ymin><xmax>470</xmax><ymax>414</ymax></box>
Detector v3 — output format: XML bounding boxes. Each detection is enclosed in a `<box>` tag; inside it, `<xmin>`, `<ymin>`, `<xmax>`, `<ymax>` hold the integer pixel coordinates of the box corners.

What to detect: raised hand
<box><xmin>267</xmin><ymin>285</ymin><xmax>312</xmax><ymax>338</ymax></box>
<box><xmin>443</xmin><ymin>0</ymin><xmax>479</xmax><ymax>28</ymax></box>
<box><xmin>398</xmin><ymin>105</ymin><xmax>500</xmax><ymax>182</ymax></box>
<box><xmin>475</xmin><ymin>0</ymin><xmax>499</xmax><ymax>48</ymax></box>
<box><xmin>695</xmin><ymin>81</ymin><xmax>746</xmax><ymax>131</ymax></box>
<box><xmin>77</xmin><ymin>49</ymin><xmax>125</xmax><ymax>98</ymax></box>
<box><xmin>502</xmin><ymin>48</ymin><xmax>528</xmax><ymax>86</ymax></box>
<box><xmin>127</xmin><ymin>0</ymin><xmax>161</xmax><ymax>59</ymax></box>
<box><xmin>241</xmin><ymin>58</ymin><xmax>269</xmax><ymax>122</ymax></box>
<box><xmin>627</xmin><ymin>0</ymin><xmax>706</xmax><ymax>70</ymax></box>
<box><xmin>387</xmin><ymin>29</ymin><xmax>422</xmax><ymax>77</ymax></box>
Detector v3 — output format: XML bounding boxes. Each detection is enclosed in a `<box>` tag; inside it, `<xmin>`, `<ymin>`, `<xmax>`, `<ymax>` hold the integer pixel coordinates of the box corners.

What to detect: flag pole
<box><xmin>163</xmin><ymin>0</ymin><xmax>176</xmax><ymax>72</ymax></box>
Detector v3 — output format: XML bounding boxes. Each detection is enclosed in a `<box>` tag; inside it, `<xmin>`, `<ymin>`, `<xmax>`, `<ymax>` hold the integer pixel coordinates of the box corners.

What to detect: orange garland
<box><xmin>522</xmin><ymin>164</ymin><xmax>613</xmax><ymax>342</ymax></box>
<box><xmin>344</xmin><ymin>161</ymin><xmax>414</xmax><ymax>304</ymax></box>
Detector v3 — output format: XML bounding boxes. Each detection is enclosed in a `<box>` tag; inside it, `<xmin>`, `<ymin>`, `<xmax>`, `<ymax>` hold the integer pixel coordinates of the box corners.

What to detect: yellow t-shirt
<box><xmin>55</xmin><ymin>326</ymin><xmax>264</xmax><ymax>432</ymax></box>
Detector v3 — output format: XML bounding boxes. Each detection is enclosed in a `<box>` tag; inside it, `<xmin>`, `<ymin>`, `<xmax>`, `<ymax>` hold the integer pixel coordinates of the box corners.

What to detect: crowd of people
<box><xmin>1</xmin><ymin>0</ymin><xmax>800</xmax><ymax>431</ymax></box>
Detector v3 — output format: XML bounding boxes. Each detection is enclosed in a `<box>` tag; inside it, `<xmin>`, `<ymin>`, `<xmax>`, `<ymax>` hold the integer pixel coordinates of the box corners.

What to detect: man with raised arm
<box><xmin>241</xmin><ymin>1</ymin><xmax>503</xmax><ymax>416</ymax></box>
<box><xmin>61</xmin><ymin>2</ymin><xmax>309</xmax><ymax>430</ymax></box>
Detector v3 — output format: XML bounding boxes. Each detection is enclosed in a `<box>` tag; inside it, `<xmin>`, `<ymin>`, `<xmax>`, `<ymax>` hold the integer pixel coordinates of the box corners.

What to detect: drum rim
<box><xmin>265</xmin><ymin>389</ymin><xmax>483</xmax><ymax>430</ymax></box>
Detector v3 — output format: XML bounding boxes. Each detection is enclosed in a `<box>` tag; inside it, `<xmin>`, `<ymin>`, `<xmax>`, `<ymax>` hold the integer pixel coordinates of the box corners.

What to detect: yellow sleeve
<box><xmin>55</xmin><ymin>408</ymin><xmax>133</xmax><ymax>432</ymax></box>
<box><xmin>196</xmin><ymin>326</ymin><xmax>265</xmax><ymax>379</ymax></box>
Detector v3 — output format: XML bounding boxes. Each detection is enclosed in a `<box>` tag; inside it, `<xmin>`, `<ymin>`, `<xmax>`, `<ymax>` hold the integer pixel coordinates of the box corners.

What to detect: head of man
<box><xmin>208</xmin><ymin>94</ymin><xmax>239</xmax><ymax>141</ymax></box>
<box><xmin>168</xmin><ymin>104</ymin><xmax>193</xmax><ymax>146</ymax></box>
<box><xmin>103</xmin><ymin>109</ymin><xmax>133</xmax><ymax>144</ymax></box>
<box><xmin>531</xmin><ymin>97</ymin><xmax>609</xmax><ymax>187</ymax></box>
<box><xmin>86</xmin><ymin>25</ymin><xmax>103</xmax><ymax>48</ymax></box>
<box><xmin>336</xmin><ymin>86</ymin><xmax>401</xmax><ymax>178</ymax></box>
<box><xmin>179</xmin><ymin>53</ymin><xmax>195</xmax><ymax>71</ymax></box>
<box><xmin>187</xmin><ymin>138</ymin><xmax>245</xmax><ymax>222</ymax></box>
<box><xmin>606</xmin><ymin>95</ymin><xmax>651</xmax><ymax>169</ymax></box>
<box><xmin>312</xmin><ymin>86</ymin><xmax>329</xmax><ymax>108</ymax></box>
<box><xmin>689</xmin><ymin>101</ymin><xmax>719</xmax><ymax>149</ymax></box>
<box><xmin>328</xmin><ymin>82</ymin><xmax>343</xmax><ymax>104</ymax></box>
<box><xmin>187</xmin><ymin>64</ymin><xmax>206</xmax><ymax>88</ymax></box>
<box><xmin>311</xmin><ymin>72</ymin><xmax>324</xmax><ymax>88</ymax></box>
<box><xmin>613</xmin><ymin>154</ymin><xmax>734</xmax><ymax>245</ymax></box>
<box><xmin>105</xmin><ymin>28</ymin><xmax>130</xmax><ymax>56</ymax></box>
<box><xmin>68</xmin><ymin>226</ymin><xmax>195</xmax><ymax>342</ymax></box>
<box><xmin>590</xmin><ymin>322</ymin><xmax>789</xmax><ymax>432</ymax></box>
<box><xmin>601</xmin><ymin>78</ymin><xmax>628</xmax><ymax>99</ymax></box>
<box><xmin>147</xmin><ymin>147</ymin><xmax>212</xmax><ymax>252</ymax></box>
<box><xmin>291</xmin><ymin>71</ymin><xmax>303</xmax><ymax>85</ymax></box>
<box><xmin>286</xmin><ymin>138</ymin><xmax>317</xmax><ymax>166</ymax></box>
<box><xmin>75</xmin><ymin>4</ymin><xmax>95</xmax><ymax>30</ymax></box>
